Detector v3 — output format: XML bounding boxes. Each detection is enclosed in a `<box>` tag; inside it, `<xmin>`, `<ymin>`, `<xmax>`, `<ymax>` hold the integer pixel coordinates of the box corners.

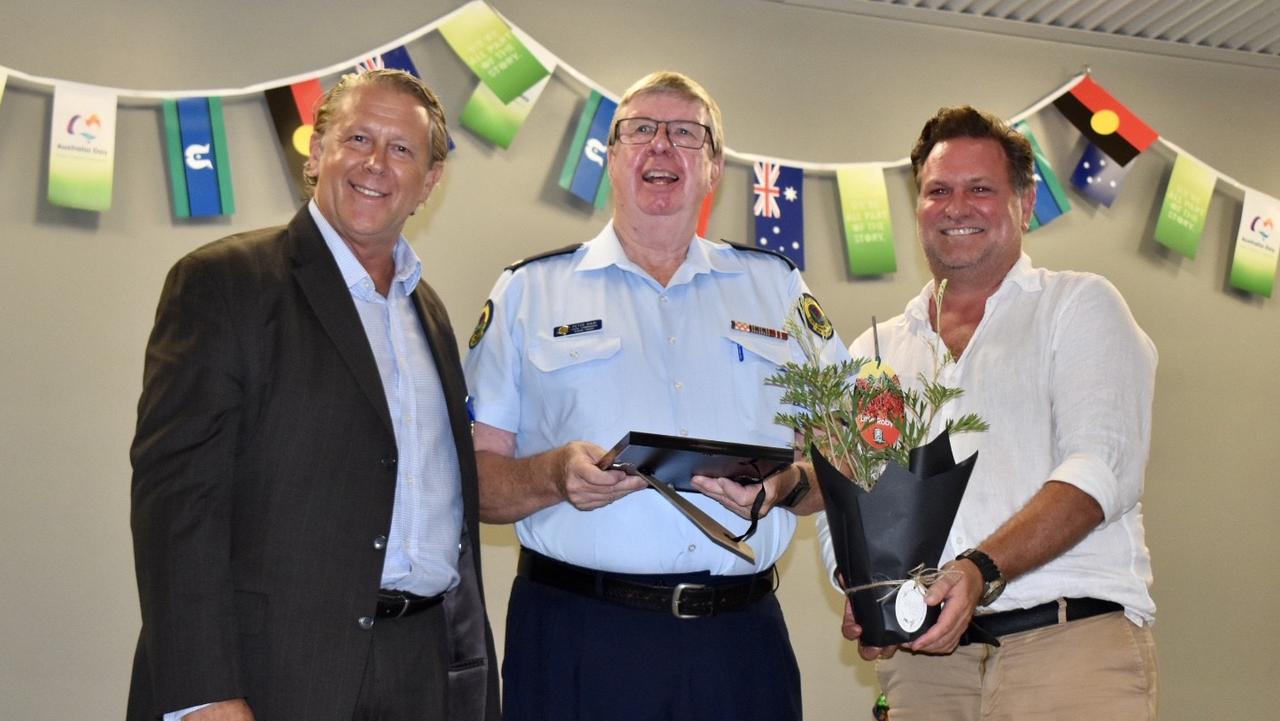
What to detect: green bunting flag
<box><xmin>837</xmin><ymin>165</ymin><xmax>896</xmax><ymax>275</ymax></box>
<box><xmin>440</xmin><ymin>1</ymin><xmax>549</xmax><ymax>104</ymax></box>
<box><xmin>460</xmin><ymin>30</ymin><xmax>555</xmax><ymax>149</ymax></box>
<box><xmin>1154</xmin><ymin>153</ymin><xmax>1215</xmax><ymax>259</ymax></box>
<box><xmin>1230</xmin><ymin>189</ymin><xmax>1280</xmax><ymax>297</ymax></box>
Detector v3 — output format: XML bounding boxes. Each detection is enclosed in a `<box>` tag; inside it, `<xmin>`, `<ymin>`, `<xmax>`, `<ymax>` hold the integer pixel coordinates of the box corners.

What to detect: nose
<box><xmin>942</xmin><ymin>192</ymin><xmax>970</xmax><ymax>219</ymax></box>
<box><xmin>363</xmin><ymin>145</ymin><xmax>386</xmax><ymax>173</ymax></box>
<box><xmin>647</xmin><ymin>121</ymin><xmax>674</xmax><ymax>152</ymax></box>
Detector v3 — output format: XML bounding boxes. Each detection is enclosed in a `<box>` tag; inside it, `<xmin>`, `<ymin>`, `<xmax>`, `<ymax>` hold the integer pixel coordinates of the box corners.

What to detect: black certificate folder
<box><xmin>598</xmin><ymin>432</ymin><xmax>792</xmax><ymax>492</ymax></box>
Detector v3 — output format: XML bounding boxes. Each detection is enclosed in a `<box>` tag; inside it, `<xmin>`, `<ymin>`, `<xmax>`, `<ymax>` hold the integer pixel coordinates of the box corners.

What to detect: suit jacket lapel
<box><xmin>286</xmin><ymin>207</ymin><xmax>395</xmax><ymax>437</ymax></box>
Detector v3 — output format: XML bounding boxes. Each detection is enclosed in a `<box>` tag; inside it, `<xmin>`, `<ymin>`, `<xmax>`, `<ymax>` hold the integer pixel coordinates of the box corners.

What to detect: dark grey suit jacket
<box><xmin>128</xmin><ymin>207</ymin><xmax>499</xmax><ymax>721</ymax></box>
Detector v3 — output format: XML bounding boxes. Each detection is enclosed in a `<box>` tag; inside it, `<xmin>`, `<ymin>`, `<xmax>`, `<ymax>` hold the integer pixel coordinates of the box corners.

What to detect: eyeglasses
<box><xmin>613</xmin><ymin>117</ymin><xmax>714</xmax><ymax>151</ymax></box>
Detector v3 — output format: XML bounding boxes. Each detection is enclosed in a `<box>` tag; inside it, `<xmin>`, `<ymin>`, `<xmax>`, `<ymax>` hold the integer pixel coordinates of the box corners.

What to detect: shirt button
<box><xmin>679</xmin><ymin>428</ymin><xmax>689</xmax><ymax>437</ymax></box>
<box><xmin>674</xmin><ymin>381</ymin><xmax>684</xmax><ymax>391</ymax></box>
<box><xmin>570</xmin><ymin>350</ymin><xmax>580</xmax><ymax>359</ymax></box>
<box><xmin>667</xmin><ymin>336</ymin><xmax>677</xmax><ymax>345</ymax></box>
<box><xmin>373</xmin><ymin>535</ymin><xmax>387</xmax><ymax>550</ymax></box>
<box><xmin>659</xmin><ymin>295</ymin><xmax>669</xmax><ymax>303</ymax></box>
<box><xmin>357</xmin><ymin>616</ymin><xmax>375</xmax><ymax>630</ymax></box>
<box><xmin>688</xmin><ymin>544</ymin><xmax>696</xmax><ymax>552</ymax></box>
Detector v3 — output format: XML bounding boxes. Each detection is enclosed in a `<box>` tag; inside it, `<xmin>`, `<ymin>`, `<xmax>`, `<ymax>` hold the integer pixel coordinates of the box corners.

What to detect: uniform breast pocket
<box><xmin>526</xmin><ymin>334</ymin><xmax>624</xmax><ymax>438</ymax></box>
<box><xmin>723</xmin><ymin>334</ymin><xmax>792</xmax><ymax>441</ymax></box>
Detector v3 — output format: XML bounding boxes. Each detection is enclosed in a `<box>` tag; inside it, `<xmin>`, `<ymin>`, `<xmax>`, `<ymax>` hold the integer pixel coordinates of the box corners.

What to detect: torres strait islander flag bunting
<box><xmin>163</xmin><ymin>97</ymin><xmax>235</xmax><ymax>218</ymax></box>
<box><xmin>265</xmin><ymin>79</ymin><xmax>324</xmax><ymax>196</ymax></box>
<box><xmin>559</xmin><ymin>90</ymin><xmax>616</xmax><ymax>209</ymax></box>
<box><xmin>1053</xmin><ymin>75</ymin><xmax>1157</xmax><ymax>166</ymax></box>
<box><xmin>1015</xmin><ymin>121</ymin><xmax>1070</xmax><ymax>230</ymax></box>
<box><xmin>752</xmin><ymin>161</ymin><xmax>806</xmax><ymax>269</ymax></box>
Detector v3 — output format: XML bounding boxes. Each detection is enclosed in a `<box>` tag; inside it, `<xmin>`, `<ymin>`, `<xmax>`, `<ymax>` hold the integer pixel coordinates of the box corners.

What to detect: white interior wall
<box><xmin>1</xmin><ymin>1</ymin><xmax>1277</xmax><ymax>719</ymax></box>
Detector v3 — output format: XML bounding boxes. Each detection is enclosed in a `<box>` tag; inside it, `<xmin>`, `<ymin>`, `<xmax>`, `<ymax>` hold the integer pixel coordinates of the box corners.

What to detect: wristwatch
<box><xmin>956</xmin><ymin>548</ymin><xmax>1006</xmax><ymax>606</ymax></box>
<box><xmin>777</xmin><ymin>467</ymin><xmax>811</xmax><ymax>509</ymax></box>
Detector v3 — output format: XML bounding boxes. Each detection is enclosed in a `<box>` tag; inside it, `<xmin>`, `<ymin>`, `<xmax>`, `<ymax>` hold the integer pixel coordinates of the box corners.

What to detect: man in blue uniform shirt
<box><xmin>464</xmin><ymin>71</ymin><xmax>846</xmax><ymax>721</ymax></box>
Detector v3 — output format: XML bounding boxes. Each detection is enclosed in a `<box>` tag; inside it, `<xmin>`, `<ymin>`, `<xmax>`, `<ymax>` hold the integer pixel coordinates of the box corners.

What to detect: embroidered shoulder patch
<box><xmin>468</xmin><ymin>300</ymin><xmax>494</xmax><ymax>349</ymax></box>
<box><xmin>799</xmin><ymin>293</ymin><xmax>833</xmax><ymax>340</ymax></box>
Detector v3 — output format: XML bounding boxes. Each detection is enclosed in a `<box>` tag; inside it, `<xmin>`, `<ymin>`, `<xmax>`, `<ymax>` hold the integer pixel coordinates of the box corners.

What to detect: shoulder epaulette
<box><xmin>720</xmin><ymin>239</ymin><xmax>798</xmax><ymax>272</ymax></box>
<box><xmin>504</xmin><ymin>243</ymin><xmax>584</xmax><ymax>272</ymax></box>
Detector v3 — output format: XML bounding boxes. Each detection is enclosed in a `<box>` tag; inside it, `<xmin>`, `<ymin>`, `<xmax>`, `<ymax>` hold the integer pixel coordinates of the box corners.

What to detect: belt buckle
<box><xmin>670</xmin><ymin>582</ymin><xmax>709</xmax><ymax>619</ymax></box>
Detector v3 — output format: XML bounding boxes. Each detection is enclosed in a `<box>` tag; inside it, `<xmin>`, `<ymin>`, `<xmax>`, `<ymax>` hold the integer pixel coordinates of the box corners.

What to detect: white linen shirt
<box><xmin>818</xmin><ymin>254</ymin><xmax>1157</xmax><ymax>624</ymax></box>
<box><xmin>465</xmin><ymin>222</ymin><xmax>848</xmax><ymax>575</ymax></box>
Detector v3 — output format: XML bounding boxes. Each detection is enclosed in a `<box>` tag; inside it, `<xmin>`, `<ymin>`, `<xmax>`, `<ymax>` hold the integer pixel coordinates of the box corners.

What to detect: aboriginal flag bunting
<box><xmin>1053</xmin><ymin>75</ymin><xmax>1157</xmax><ymax>166</ymax></box>
<box><xmin>265</xmin><ymin>79</ymin><xmax>324</xmax><ymax>196</ymax></box>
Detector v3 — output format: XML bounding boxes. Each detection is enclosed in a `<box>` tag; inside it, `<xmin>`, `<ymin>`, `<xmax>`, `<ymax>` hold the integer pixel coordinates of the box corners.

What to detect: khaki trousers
<box><xmin>877</xmin><ymin>611</ymin><xmax>1158</xmax><ymax>720</ymax></box>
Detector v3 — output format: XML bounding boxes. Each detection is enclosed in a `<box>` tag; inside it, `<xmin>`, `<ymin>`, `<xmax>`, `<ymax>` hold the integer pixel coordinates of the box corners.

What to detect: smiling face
<box><xmin>308</xmin><ymin>83</ymin><xmax>443</xmax><ymax>254</ymax></box>
<box><xmin>607</xmin><ymin>91</ymin><xmax>723</xmax><ymax>230</ymax></box>
<box><xmin>915</xmin><ymin>136</ymin><xmax>1035</xmax><ymax>288</ymax></box>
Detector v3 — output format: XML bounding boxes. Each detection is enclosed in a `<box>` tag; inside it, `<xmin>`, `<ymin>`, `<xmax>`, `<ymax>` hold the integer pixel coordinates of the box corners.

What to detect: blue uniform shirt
<box><xmin>464</xmin><ymin>223</ymin><xmax>847</xmax><ymax>575</ymax></box>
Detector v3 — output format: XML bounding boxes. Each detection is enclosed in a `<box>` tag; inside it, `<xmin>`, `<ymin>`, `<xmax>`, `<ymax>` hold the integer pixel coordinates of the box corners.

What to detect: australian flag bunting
<box><xmin>354</xmin><ymin>46</ymin><xmax>421</xmax><ymax>76</ymax></box>
<box><xmin>752</xmin><ymin>161</ymin><xmax>805</xmax><ymax>269</ymax></box>
<box><xmin>1071</xmin><ymin>142</ymin><xmax>1132</xmax><ymax>207</ymax></box>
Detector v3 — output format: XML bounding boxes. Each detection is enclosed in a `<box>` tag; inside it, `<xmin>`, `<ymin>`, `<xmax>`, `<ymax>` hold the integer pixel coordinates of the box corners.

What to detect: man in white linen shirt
<box><xmin>820</xmin><ymin>105</ymin><xmax>1158</xmax><ymax>720</ymax></box>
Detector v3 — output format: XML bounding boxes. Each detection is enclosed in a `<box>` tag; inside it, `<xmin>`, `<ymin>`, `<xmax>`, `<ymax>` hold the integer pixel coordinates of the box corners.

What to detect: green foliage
<box><xmin>767</xmin><ymin>283</ymin><xmax>987</xmax><ymax>490</ymax></box>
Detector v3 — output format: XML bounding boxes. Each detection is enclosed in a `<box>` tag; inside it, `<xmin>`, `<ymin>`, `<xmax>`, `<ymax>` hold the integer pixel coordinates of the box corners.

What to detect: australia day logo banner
<box><xmin>1230</xmin><ymin>189</ymin><xmax>1280</xmax><ymax>297</ymax></box>
<box><xmin>49</xmin><ymin>83</ymin><xmax>118</xmax><ymax>211</ymax></box>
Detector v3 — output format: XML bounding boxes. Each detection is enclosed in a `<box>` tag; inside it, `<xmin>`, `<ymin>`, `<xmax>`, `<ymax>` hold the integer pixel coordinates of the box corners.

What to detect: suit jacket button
<box><xmin>373</xmin><ymin>535</ymin><xmax>388</xmax><ymax>550</ymax></box>
<box><xmin>357</xmin><ymin>616</ymin><xmax>375</xmax><ymax>630</ymax></box>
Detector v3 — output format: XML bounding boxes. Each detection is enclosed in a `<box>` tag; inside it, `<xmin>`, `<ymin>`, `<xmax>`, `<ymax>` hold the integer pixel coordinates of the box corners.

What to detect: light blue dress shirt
<box><xmin>464</xmin><ymin>222</ymin><xmax>847</xmax><ymax>576</ymax></box>
<box><xmin>310</xmin><ymin>201</ymin><xmax>462</xmax><ymax>597</ymax></box>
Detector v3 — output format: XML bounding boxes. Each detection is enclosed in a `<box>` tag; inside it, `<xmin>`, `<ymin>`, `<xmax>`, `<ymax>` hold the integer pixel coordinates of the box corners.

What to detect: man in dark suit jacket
<box><xmin>128</xmin><ymin>69</ymin><xmax>498</xmax><ymax>721</ymax></box>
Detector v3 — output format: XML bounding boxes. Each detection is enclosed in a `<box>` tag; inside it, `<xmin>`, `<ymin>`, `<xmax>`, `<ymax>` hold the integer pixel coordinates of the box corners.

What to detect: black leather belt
<box><xmin>972</xmin><ymin>597</ymin><xmax>1122</xmax><ymax>638</ymax></box>
<box><xmin>375</xmin><ymin>589</ymin><xmax>445</xmax><ymax>619</ymax></box>
<box><xmin>517</xmin><ymin>548</ymin><xmax>775</xmax><ymax>619</ymax></box>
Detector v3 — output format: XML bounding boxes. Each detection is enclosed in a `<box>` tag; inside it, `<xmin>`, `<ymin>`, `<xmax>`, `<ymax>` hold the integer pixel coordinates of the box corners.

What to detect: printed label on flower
<box><xmin>855</xmin><ymin>360</ymin><xmax>903</xmax><ymax>450</ymax></box>
<box><xmin>895</xmin><ymin>579</ymin><xmax>928</xmax><ymax>633</ymax></box>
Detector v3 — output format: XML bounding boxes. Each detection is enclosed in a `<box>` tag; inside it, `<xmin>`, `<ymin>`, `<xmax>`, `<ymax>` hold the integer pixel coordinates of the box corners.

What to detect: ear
<box><xmin>1018</xmin><ymin>185</ymin><xmax>1036</xmax><ymax>232</ymax></box>
<box><xmin>305</xmin><ymin>130</ymin><xmax>323</xmax><ymax>180</ymax></box>
<box><xmin>707</xmin><ymin>152</ymin><xmax>725</xmax><ymax>193</ymax></box>
<box><xmin>419</xmin><ymin>162</ymin><xmax>445</xmax><ymax>205</ymax></box>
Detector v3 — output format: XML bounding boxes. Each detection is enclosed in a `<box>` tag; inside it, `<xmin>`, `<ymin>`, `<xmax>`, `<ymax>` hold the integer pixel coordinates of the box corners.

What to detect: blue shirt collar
<box><xmin>308</xmin><ymin>200</ymin><xmax>423</xmax><ymax>297</ymax></box>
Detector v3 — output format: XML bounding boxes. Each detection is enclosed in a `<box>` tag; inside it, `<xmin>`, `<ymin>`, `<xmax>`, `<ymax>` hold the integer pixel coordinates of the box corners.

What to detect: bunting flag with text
<box><xmin>752</xmin><ymin>161</ymin><xmax>805</xmax><ymax>269</ymax></box>
<box><xmin>461</xmin><ymin>30</ymin><xmax>555</xmax><ymax>149</ymax></box>
<box><xmin>1154</xmin><ymin>153</ymin><xmax>1216</xmax><ymax>259</ymax></box>
<box><xmin>697</xmin><ymin>189</ymin><xmax>716</xmax><ymax>238</ymax></box>
<box><xmin>163</xmin><ymin>97</ymin><xmax>234</xmax><ymax>218</ymax></box>
<box><xmin>48</xmin><ymin>83</ymin><xmax>117</xmax><ymax>211</ymax></box>
<box><xmin>558</xmin><ymin>90</ymin><xmax>616</xmax><ymax>209</ymax></box>
<box><xmin>837</xmin><ymin>165</ymin><xmax>895</xmax><ymax>275</ymax></box>
<box><xmin>1230</xmin><ymin>189</ymin><xmax>1280</xmax><ymax>297</ymax></box>
<box><xmin>1053</xmin><ymin>75</ymin><xmax>1157</xmax><ymax>166</ymax></box>
<box><xmin>264</xmin><ymin>79</ymin><xmax>324</xmax><ymax>195</ymax></box>
<box><xmin>440</xmin><ymin>1</ymin><xmax>549</xmax><ymax>104</ymax></box>
<box><xmin>354</xmin><ymin>45</ymin><xmax>421</xmax><ymax>76</ymax></box>
<box><xmin>1071</xmin><ymin>143</ymin><xmax>1132</xmax><ymax>207</ymax></box>
<box><xmin>1015</xmin><ymin>121</ymin><xmax>1070</xmax><ymax>230</ymax></box>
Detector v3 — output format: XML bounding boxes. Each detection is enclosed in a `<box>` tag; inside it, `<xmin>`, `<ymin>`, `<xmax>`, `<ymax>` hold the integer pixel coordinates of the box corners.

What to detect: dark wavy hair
<box><xmin>910</xmin><ymin>106</ymin><xmax>1034</xmax><ymax>194</ymax></box>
